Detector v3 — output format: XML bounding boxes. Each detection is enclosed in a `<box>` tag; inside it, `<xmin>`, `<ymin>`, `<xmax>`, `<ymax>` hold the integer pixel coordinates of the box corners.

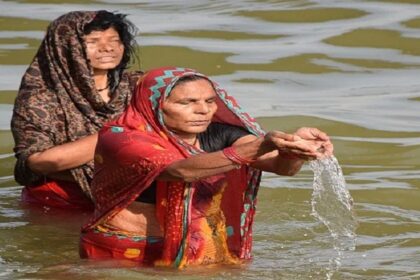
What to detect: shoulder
<box><xmin>124</xmin><ymin>70</ymin><xmax>144</xmax><ymax>87</ymax></box>
<box><xmin>13</xmin><ymin>87</ymin><xmax>57</xmax><ymax>117</ymax></box>
<box><xmin>207</xmin><ymin>122</ymin><xmax>249</xmax><ymax>135</ymax></box>
<box><xmin>200</xmin><ymin>122</ymin><xmax>253</xmax><ymax>150</ymax></box>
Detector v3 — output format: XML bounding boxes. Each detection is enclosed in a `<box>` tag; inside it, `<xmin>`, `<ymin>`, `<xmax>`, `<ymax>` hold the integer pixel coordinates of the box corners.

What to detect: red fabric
<box><xmin>21</xmin><ymin>180</ymin><xmax>93</xmax><ymax>210</ymax></box>
<box><xmin>82</xmin><ymin>67</ymin><xmax>264</xmax><ymax>267</ymax></box>
<box><xmin>80</xmin><ymin>229</ymin><xmax>163</xmax><ymax>265</ymax></box>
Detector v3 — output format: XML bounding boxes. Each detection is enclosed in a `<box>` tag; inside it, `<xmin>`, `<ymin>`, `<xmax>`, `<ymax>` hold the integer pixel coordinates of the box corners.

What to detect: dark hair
<box><xmin>169</xmin><ymin>75</ymin><xmax>217</xmax><ymax>101</ymax></box>
<box><xmin>84</xmin><ymin>10</ymin><xmax>139</xmax><ymax>91</ymax></box>
<box><xmin>173</xmin><ymin>75</ymin><xmax>213</xmax><ymax>88</ymax></box>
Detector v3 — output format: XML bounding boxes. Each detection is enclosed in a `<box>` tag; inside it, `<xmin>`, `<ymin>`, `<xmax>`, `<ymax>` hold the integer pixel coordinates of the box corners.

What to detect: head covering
<box><xmin>11</xmin><ymin>11</ymin><xmax>141</xmax><ymax>197</ymax></box>
<box><xmin>84</xmin><ymin>67</ymin><xmax>265</xmax><ymax>267</ymax></box>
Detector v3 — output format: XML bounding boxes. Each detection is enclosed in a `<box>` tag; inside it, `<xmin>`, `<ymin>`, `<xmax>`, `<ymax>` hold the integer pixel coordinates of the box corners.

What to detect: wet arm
<box><xmin>157</xmin><ymin>132</ymin><xmax>315</xmax><ymax>181</ymax></box>
<box><xmin>251</xmin><ymin>149</ymin><xmax>305</xmax><ymax>176</ymax></box>
<box><xmin>27</xmin><ymin>134</ymin><xmax>98</xmax><ymax>175</ymax></box>
<box><xmin>156</xmin><ymin>150</ymin><xmax>247</xmax><ymax>182</ymax></box>
<box><xmin>235</xmin><ymin>135</ymin><xmax>306</xmax><ymax>176</ymax></box>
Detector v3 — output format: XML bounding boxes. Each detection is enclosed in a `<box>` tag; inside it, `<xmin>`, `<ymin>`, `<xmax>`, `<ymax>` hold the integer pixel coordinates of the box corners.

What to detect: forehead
<box><xmin>168</xmin><ymin>79</ymin><xmax>216</xmax><ymax>98</ymax></box>
<box><xmin>84</xmin><ymin>27</ymin><xmax>119</xmax><ymax>38</ymax></box>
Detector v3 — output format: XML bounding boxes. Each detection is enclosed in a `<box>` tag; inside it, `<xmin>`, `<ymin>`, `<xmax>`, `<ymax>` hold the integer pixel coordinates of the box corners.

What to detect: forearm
<box><xmin>228</xmin><ymin>135</ymin><xmax>306</xmax><ymax>176</ymax></box>
<box><xmin>251</xmin><ymin>151</ymin><xmax>305</xmax><ymax>176</ymax></box>
<box><xmin>158</xmin><ymin>137</ymin><xmax>266</xmax><ymax>182</ymax></box>
<box><xmin>27</xmin><ymin>134</ymin><xmax>98</xmax><ymax>175</ymax></box>
<box><xmin>157</xmin><ymin>150</ymin><xmax>239</xmax><ymax>182</ymax></box>
<box><xmin>157</xmin><ymin>132</ymin><xmax>314</xmax><ymax>182</ymax></box>
<box><xmin>47</xmin><ymin>170</ymin><xmax>77</xmax><ymax>182</ymax></box>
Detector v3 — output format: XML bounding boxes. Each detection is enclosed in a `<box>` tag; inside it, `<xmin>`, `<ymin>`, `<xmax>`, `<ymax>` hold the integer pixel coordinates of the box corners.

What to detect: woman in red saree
<box><xmin>80</xmin><ymin>67</ymin><xmax>333</xmax><ymax>267</ymax></box>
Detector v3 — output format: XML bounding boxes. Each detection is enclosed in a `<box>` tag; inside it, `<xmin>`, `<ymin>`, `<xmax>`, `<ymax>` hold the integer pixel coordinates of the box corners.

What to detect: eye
<box><xmin>109</xmin><ymin>37</ymin><xmax>122</xmax><ymax>43</ymax></box>
<box><xmin>206</xmin><ymin>97</ymin><xmax>216</xmax><ymax>104</ymax></box>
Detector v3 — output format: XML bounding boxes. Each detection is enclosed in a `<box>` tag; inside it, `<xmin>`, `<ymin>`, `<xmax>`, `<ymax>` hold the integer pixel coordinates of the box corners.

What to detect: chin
<box><xmin>196</xmin><ymin>128</ymin><xmax>208</xmax><ymax>134</ymax></box>
<box><xmin>178</xmin><ymin>127</ymin><xmax>207</xmax><ymax>135</ymax></box>
<box><xmin>93</xmin><ymin>63</ymin><xmax>119</xmax><ymax>70</ymax></box>
<box><xmin>169</xmin><ymin>123</ymin><xmax>210</xmax><ymax>136</ymax></box>
<box><xmin>193</xmin><ymin>124</ymin><xmax>211</xmax><ymax>133</ymax></box>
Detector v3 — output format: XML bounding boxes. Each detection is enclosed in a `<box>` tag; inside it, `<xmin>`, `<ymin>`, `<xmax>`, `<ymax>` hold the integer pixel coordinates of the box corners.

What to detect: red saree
<box><xmin>81</xmin><ymin>67</ymin><xmax>265</xmax><ymax>267</ymax></box>
<box><xmin>21</xmin><ymin>180</ymin><xmax>93</xmax><ymax>210</ymax></box>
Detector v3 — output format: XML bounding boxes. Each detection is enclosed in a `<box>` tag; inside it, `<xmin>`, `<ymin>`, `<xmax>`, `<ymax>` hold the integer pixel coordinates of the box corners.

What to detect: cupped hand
<box><xmin>294</xmin><ymin>127</ymin><xmax>334</xmax><ymax>158</ymax></box>
<box><xmin>263</xmin><ymin>130</ymin><xmax>319</xmax><ymax>160</ymax></box>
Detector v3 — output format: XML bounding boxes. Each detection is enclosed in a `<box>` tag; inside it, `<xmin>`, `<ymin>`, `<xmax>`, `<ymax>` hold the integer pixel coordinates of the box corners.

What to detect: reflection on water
<box><xmin>404</xmin><ymin>17</ymin><xmax>420</xmax><ymax>28</ymax></box>
<box><xmin>0</xmin><ymin>37</ymin><xmax>43</xmax><ymax>64</ymax></box>
<box><xmin>159</xmin><ymin>30</ymin><xmax>282</xmax><ymax>40</ymax></box>
<box><xmin>0</xmin><ymin>16</ymin><xmax>49</xmax><ymax>31</ymax></box>
<box><xmin>0</xmin><ymin>0</ymin><xmax>419</xmax><ymax>279</ymax></box>
<box><xmin>324</xmin><ymin>28</ymin><xmax>420</xmax><ymax>56</ymax></box>
<box><xmin>235</xmin><ymin>7</ymin><xmax>367</xmax><ymax>23</ymax></box>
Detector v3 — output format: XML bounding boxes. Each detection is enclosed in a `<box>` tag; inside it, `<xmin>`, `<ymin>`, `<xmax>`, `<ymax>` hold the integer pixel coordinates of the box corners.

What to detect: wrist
<box><xmin>280</xmin><ymin>151</ymin><xmax>301</xmax><ymax>160</ymax></box>
<box><xmin>223</xmin><ymin>146</ymin><xmax>256</xmax><ymax>166</ymax></box>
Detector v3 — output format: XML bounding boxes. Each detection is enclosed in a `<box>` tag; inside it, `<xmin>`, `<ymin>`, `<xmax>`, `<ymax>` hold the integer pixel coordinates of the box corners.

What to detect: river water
<box><xmin>0</xmin><ymin>0</ymin><xmax>419</xmax><ymax>279</ymax></box>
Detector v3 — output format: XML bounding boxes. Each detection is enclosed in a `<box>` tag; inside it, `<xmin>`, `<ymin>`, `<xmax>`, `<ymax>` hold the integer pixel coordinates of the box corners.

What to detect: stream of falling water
<box><xmin>309</xmin><ymin>156</ymin><xmax>358</xmax><ymax>279</ymax></box>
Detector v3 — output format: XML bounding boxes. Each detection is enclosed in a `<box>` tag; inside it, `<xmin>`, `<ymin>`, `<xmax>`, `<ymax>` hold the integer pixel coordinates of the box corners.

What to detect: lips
<box><xmin>97</xmin><ymin>56</ymin><xmax>116</xmax><ymax>62</ymax></box>
<box><xmin>189</xmin><ymin>120</ymin><xmax>210</xmax><ymax>125</ymax></box>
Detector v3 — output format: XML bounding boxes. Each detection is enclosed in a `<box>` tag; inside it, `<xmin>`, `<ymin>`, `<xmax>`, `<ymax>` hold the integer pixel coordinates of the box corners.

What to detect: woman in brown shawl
<box><xmin>11</xmin><ymin>10</ymin><xmax>142</xmax><ymax>210</ymax></box>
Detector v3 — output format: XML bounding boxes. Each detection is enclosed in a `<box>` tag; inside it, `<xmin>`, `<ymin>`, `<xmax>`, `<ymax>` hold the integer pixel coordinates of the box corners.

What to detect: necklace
<box><xmin>192</xmin><ymin>136</ymin><xmax>198</xmax><ymax>146</ymax></box>
<box><xmin>187</xmin><ymin>136</ymin><xmax>198</xmax><ymax>146</ymax></box>
<box><xmin>96</xmin><ymin>85</ymin><xmax>109</xmax><ymax>92</ymax></box>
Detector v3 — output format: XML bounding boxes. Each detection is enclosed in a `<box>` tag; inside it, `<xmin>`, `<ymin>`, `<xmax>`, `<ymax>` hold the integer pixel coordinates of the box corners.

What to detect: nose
<box><xmin>97</xmin><ymin>40</ymin><xmax>113</xmax><ymax>52</ymax></box>
<box><xmin>195</xmin><ymin>102</ymin><xmax>210</xmax><ymax>114</ymax></box>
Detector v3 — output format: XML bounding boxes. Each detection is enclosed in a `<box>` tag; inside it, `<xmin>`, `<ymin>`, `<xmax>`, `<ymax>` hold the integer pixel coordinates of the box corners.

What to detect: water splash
<box><xmin>309</xmin><ymin>156</ymin><xmax>358</xmax><ymax>279</ymax></box>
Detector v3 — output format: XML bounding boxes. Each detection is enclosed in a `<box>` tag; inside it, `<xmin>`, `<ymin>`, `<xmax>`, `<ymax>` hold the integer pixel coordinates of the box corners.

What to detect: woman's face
<box><xmin>84</xmin><ymin>27</ymin><xmax>124</xmax><ymax>74</ymax></box>
<box><xmin>162</xmin><ymin>78</ymin><xmax>218</xmax><ymax>139</ymax></box>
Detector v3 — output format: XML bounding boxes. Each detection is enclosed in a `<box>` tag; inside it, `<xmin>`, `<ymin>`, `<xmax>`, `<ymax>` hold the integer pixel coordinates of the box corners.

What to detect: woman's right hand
<box><xmin>27</xmin><ymin>133</ymin><xmax>98</xmax><ymax>175</ymax></box>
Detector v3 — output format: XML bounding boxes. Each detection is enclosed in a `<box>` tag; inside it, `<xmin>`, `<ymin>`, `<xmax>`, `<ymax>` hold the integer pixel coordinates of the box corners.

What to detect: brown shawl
<box><xmin>11</xmin><ymin>11</ymin><xmax>141</xmax><ymax>198</ymax></box>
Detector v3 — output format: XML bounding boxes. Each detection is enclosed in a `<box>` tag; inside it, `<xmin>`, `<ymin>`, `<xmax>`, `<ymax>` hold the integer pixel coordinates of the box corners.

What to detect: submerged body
<box><xmin>11</xmin><ymin>11</ymin><xmax>141</xmax><ymax>209</ymax></box>
<box><xmin>80</xmin><ymin>67</ymin><xmax>333</xmax><ymax>267</ymax></box>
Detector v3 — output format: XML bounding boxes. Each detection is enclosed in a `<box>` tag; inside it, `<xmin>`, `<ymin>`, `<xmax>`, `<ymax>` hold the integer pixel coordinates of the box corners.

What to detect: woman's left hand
<box><xmin>293</xmin><ymin>127</ymin><xmax>333</xmax><ymax>158</ymax></box>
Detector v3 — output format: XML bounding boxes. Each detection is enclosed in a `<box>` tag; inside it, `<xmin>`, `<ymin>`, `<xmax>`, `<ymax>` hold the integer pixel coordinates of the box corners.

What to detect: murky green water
<box><xmin>1</xmin><ymin>0</ymin><xmax>419</xmax><ymax>279</ymax></box>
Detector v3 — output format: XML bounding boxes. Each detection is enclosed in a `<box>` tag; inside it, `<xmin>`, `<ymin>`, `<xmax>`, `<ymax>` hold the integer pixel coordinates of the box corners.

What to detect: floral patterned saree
<box><xmin>82</xmin><ymin>67</ymin><xmax>264</xmax><ymax>268</ymax></box>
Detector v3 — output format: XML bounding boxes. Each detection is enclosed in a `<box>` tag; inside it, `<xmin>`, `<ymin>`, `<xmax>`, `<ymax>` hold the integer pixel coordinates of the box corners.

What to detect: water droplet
<box><xmin>309</xmin><ymin>156</ymin><xmax>358</xmax><ymax>278</ymax></box>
